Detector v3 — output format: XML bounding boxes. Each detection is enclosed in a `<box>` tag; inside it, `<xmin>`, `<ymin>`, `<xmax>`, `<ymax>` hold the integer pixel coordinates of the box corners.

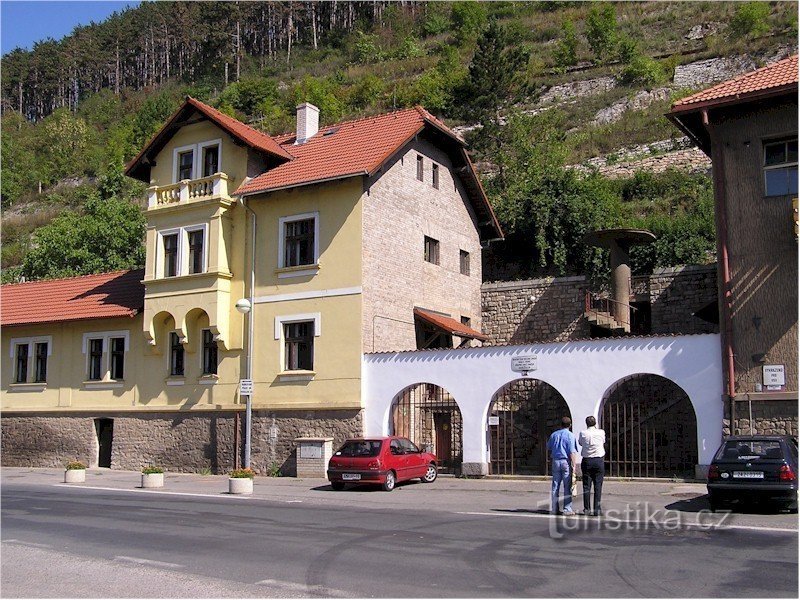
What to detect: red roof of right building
<box><xmin>671</xmin><ymin>54</ymin><xmax>798</xmax><ymax>113</ymax></box>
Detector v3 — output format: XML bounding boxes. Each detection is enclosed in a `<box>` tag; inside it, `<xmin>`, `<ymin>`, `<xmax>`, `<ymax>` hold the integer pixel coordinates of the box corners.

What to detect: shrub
<box><xmin>729</xmin><ymin>2</ymin><xmax>771</xmax><ymax>38</ymax></box>
<box><xmin>141</xmin><ymin>466</ymin><xmax>164</xmax><ymax>474</ymax></box>
<box><xmin>66</xmin><ymin>461</ymin><xmax>86</xmax><ymax>470</ymax></box>
<box><xmin>266</xmin><ymin>462</ymin><xmax>282</xmax><ymax>477</ymax></box>
<box><xmin>585</xmin><ymin>3</ymin><xmax>619</xmax><ymax>63</ymax></box>
<box><xmin>422</xmin><ymin>5</ymin><xmax>449</xmax><ymax>37</ymax></box>
<box><xmin>451</xmin><ymin>1</ymin><xmax>488</xmax><ymax>45</ymax></box>
<box><xmin>554</xmin><ymin>20</ymin><xmax>578</xmax><ymax>70</ymax></box>
<box><xmin>229</xmin><ymin>468</ymin><xmax>255</xmax><ymax>479</ymax></box>
<box><xmin>619</xmin><ymin>53</ymin><xmax>666</xmax><ymax>86</ymax></box>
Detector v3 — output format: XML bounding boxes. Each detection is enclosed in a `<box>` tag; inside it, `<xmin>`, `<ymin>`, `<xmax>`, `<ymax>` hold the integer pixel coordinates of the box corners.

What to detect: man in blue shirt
<box><xmin>547</xmin><ymin>416</ymin><xmax>579</xmax><ymax>515</ymax></box>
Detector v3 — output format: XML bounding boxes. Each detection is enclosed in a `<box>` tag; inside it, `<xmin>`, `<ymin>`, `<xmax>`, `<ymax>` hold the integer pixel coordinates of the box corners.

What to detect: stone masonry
<box><xmin>482</xmin><ymin>265</ymin><xmax>718</xmax><ymax>345</ymax></box>
<box><xmin>724</xmin><ymin>402</ymin><xmax>798</xmax><ymax>438</ymax></box>
<box><xmin>1</xmin><ymin>409</ymin><xmax>362</xmax><ymax>476</ymax></box>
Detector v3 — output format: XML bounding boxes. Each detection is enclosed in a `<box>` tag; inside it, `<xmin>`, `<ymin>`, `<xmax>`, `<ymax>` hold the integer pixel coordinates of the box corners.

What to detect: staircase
<box><xmin>584</xmin><ymin>292</ymin><xmax>632</xmax><ymax>335</ymax></box>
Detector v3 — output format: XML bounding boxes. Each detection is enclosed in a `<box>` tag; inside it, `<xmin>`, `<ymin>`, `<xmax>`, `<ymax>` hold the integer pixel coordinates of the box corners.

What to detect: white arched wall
<box><xmin>363</xmin><ymin>334</ymin><xmax>723</xmax><ymax>476</ymax></box>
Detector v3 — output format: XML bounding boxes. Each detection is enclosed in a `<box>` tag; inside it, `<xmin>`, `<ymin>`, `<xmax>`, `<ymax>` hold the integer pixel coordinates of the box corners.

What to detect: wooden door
<box><xmin>434</xmin><ymin>413</ymin><xmax>451</xmax><ymax>466</ymax></box>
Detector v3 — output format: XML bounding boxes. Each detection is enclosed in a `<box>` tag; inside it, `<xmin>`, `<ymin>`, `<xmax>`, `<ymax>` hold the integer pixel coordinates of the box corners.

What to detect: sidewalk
<box><xmin>2</xmin><ymin>467</ymin><xmax>797</xmax><ymax>531</ymax></box>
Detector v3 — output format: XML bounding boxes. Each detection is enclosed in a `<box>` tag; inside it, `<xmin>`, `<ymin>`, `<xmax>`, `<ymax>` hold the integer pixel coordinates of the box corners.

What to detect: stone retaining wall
<box><xmin>0</xmin><ymin>409</ymin><xmax>362</xmax><ymax>476</ymax></box>
<box><xmin>725</xmin><ymin>402</ymin><xmax>799</xmax><ymax>438</ymax></box>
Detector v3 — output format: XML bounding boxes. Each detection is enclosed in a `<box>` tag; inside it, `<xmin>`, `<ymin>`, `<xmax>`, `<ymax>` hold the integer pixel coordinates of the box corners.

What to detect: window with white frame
<box><xmin>275</xmin><ymin>313</ymin><xmax>320</xmax><ymax>373</ymax></box>
<box><xmin>9</xmin><ymin>336</ymin><xmax>52</xmax><ymax>385</ymax></box>
<box><xmin>82</xmin><ymin>331</ymin><xmax>129</xmax><ymax>382</ymax></box>
<box><xmin>278</xmin><ymin>212</ymin><xmax>319</xmax><ymax>270</ymax></box>
<box><xmin>157</xmin><ymin>224</ymin><xmax>208</xmax><ymax>278</ymax></box>
<box><xmin>202</xmin><ymin>329</ymin><xmax>218</xmax><ymax>375</ymax></box>
<box><xmin>172</xmin><ymin>139</ymin><xmax>222</xmax><ymax>183</ymax></box>
<box><xmin>764</xmin><ymin>138</ymin><xmax>798</xmax><ymax>197</ymax></box>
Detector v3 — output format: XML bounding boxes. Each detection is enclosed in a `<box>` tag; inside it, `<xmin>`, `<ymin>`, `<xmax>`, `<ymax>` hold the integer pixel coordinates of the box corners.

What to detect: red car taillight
<box><xmin>707</xmin><ymin>465</ymin><xmax>720</xmax><ymax>480</ymax></box>
<box><xmin>367</xmin><ymin>460</ymin><xmax>381</xmax><ymax>470</ymax></box>
<box><xmin>779</xmin><ymin>464</ymin><xmax>796</xmax><ymax>481</ymax></box>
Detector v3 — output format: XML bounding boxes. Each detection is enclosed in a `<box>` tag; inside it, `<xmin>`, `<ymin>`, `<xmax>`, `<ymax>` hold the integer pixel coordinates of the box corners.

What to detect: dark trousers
<box><xmin>582</xmin><ymin>457</ymin><xmax>604</xmax><ymax>513</ymax></box>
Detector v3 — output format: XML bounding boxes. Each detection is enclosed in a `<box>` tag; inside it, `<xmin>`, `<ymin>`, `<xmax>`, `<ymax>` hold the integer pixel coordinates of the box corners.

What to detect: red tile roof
<box><xmin>671</xmin><ymin>54</ymin><xmax>798</xmax><ymax>113</ymax></box>
<box><xmin>235</xmin><ymin>106</ymin><xmax>456</xmax><ymax>195</ymax></box>
<box><xmin>125</xmin><ymin>97</ymin><xmax>292</xmax><ymax>182</ymax></box>
<box><xmin>1</xmin><ymin>270</ymin><xmax>144</xmax><ymax>327</ymax></box>
<box><xmin>414</xmin><ymin>307</ymin><xmax>489</xmax><ymax>342</ymax></box>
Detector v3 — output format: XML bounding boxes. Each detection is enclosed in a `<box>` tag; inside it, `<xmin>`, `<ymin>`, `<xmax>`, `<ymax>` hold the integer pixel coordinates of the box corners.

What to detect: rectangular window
<box><xmin>764</xmin><ymin>138</ymin><xmax>798</xmax><ymax>197</ymax></box>
<box><xmin>460</xmin><ymin>250</ymin><xmax>470</xmax><ymax>276</ymax></box>
<box><xmin>416</xmin><ymin>155</ymin><xmax>424</xmax><ymax>181</ymax></box>
<box><xmin>110</xmin><ymin>337</ymin><xmax>125</xmax><ymax>380</ymax></box>
<box><xmin>424</xmin><ymin>236</ymin><xmax>440</xmax><ymax>265</ymax></box>
<box><xmin>284</xmin><ymin>218</ymin><xmax>315</xmax><ymax>267</ymax></box>
<box><xmin>188</xmin><ymin>229</ymin><xmax>205</xmax><ymax>275</ymax></box>
<box><xmin>88</xmin><ymin>339</ymin><xmax>103</xmax><ymax>381</ymax></box>
<box><xmin>202</xmin><ymin>145</ymin><xmax>219</xmax><ymax>177</ymax></box>
<box><xmin>284</xmin><ymin>322</ymin><xmax>313</xmax><ymax>371</ymax></box>
<box><xmin>14</xmin><ymin>344</ymin><xmax>28</xmax><ymax>383</ymax></box>
<box><xmin>170</xmin><ymin>332</ymin><xmax>185</xmax><ymax>377</ymax></box>
<box><xmin>432</xmin><ymin>163</ymin><xmax>440</xmax><ymax>189</ymax></box>
<box><xmin>202</xmin><ymin>329</ymin><xmax>218</xmax><ymax>376</ymax></box>
<box><xmin>34</xmin><ymin>342</ymin><xmax>48</xmax><ymax>383</ymax></box>
<box><xmin>178</xmin><ymin>150</ymin><xmax>194</xmax><ymax>180</ymax></box>
<box><xmin>163</xmin><ymin>233</ymin><xmax>179</xmax><ymax>277</ymax></box>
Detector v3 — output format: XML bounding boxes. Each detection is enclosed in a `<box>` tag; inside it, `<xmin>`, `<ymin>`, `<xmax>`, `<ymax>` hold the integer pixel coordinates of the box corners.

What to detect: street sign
<box><xmin>239</xmin><ymin>379</ymin><xmax>253</xmax><ymax>395</ymax></box>
<box><xmin>488</xmin><ymin>416</ymin><xmax>500</xmax><ymax>426</ymax></box>
<box><xmin>511</xmin><ymin>356</ymin><xmax>537</xmax><ymax>373</ymax></box>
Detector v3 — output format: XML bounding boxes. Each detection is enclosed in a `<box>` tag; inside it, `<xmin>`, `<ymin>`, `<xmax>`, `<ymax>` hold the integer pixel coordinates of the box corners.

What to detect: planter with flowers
<box><xmin>228</xmin><ymin>468</ymin><xmax>255</xmax><ymax>494</ymax></box>
<box><xmin>141</xmin><ymin>466</ymin><xmax>165</xmax><ymax>488</ymax></box>
<box><xmin>64</xmin><ymin>461</ymin><xmax>87</xmax><ymax>483</ymax></box>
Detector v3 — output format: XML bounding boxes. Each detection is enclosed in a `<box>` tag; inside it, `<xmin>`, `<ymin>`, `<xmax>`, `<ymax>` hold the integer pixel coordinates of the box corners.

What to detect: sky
<box><xmin>1</xmin><ymin>0</ymin><xmax>139</xmax><ymax>55</ymax></box>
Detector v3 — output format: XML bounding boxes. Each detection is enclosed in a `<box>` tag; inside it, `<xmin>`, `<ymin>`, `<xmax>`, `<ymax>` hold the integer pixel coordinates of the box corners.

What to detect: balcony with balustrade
<box><xmin>146</xmin><ymin>172</ymin><xmax>234</xmax><ymax>211</ymax></box>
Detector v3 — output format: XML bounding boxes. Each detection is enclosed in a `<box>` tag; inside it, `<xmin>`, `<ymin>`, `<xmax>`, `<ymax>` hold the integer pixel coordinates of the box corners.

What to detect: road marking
<box><xmin>255</xmin><ymin>578</ymin><xmax>348</xmax><ymax>597</ymax></box>
<box><xmin>455</xmin><ymin>511</ymin><xmax>798</xmax><ymax>533</ymax></box>
<box><xmin>3</xmin><ymin>539</ymin><xmax>52</xmax><ymax>549</ymax></box>
<box><xmin>52</xmin><ymin>484</ymin><xmax>252</xmax><ymax>500</ymax></box>
<box><xmin>285</xmin><ymin>500</ymin><xmax>303</xmax><ymax>503</ymax></box>
<box><xmin>114</xmin><ymin>555</ymin><xmax>184</xmax><ymax>569</ymax></box>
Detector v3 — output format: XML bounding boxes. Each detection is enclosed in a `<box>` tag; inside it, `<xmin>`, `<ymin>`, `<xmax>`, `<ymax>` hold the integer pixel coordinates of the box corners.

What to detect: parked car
<box><xmin>707</xmin><ymin>435</ymin><xmax>798</xmax><ymax>512</ymax></box>
<box><xmin>327</xmin><ymin>436</ymin><xmax>437</xmax><ymax>491</ymax></box>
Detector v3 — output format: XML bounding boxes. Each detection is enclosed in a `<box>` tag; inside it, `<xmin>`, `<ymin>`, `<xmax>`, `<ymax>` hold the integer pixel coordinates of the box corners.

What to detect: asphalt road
<box><xmin>1</xmin><ymin>479</ymin><xmax>797</xmax><ymax>598</ymax></box>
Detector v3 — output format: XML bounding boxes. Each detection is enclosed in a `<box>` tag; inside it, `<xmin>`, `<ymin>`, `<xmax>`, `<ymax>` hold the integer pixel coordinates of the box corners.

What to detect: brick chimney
<box><xmin>295</xmin><ymin>102</ymin><xmax>319</xmax><ymax>144</ymax></box>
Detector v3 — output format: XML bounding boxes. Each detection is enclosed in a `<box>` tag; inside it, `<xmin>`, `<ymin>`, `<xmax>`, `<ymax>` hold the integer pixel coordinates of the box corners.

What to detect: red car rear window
<box><xmin>336</xmin><ymin>440</ymin><xmax>383</xmax><ymax>457</ymax></box>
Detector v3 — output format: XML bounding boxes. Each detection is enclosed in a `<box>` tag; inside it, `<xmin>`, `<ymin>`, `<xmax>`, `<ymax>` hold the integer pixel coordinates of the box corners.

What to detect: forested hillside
<box><xmin>2</xmin><ymin>1</ymin><xmax>797</xmax><ymax>283</ymax></box>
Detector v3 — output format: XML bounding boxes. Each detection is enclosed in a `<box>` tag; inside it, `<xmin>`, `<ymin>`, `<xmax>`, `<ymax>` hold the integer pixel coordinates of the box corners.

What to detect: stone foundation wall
<box><xmin>647</xmin><ymin>265</ymin><xmax>718</xmax><ymax>335</ymax></box>
<box><xmin>724</xmin><ymin>401</ymin><xmax>799</xmax><ymax>437</ymax></box>
<box><xmin>1</xmin><ymin>409</ymin><xmax>363</xmax><ymax>476</ymax></box>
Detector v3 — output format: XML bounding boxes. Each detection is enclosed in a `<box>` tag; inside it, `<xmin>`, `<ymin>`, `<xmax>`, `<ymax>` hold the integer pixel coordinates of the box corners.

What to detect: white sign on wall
<box><xmin>299</xmin><ymin>444</ymin><xmax>322</xmax><ymax>459</ymax></box>
<box><xmin>763</xmin><ymin>365</ymin><xmax>785</xmax><ymax>388</ymax></box>
<box><xmin>511</xmin><ymin>356</ymin><xmax>537</xmax><ymax>373</ymax></box>
<box><xmin>239</xmin><ymin>379</ymin><xmax>253</xmax><ymax>395</ymax></box>
<box><xmin>488</xmin><ymin>416</ymin><xmax>500</xmax><ymax>426</ymax></box>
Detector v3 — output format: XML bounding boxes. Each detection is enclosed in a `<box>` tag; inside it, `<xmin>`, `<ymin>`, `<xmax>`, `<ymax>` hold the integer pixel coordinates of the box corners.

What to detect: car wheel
<box><xmin>331</xmin><ymin>481</ymin><xmax>345</xmax><ymax>491</ymax></box>
<box><xmin>382</xmin><ymin>470</ymin><xmax>396</xmax><ymax>492</ymax></box>
<box><xmin>421</xmin><ymin>463</ymin><xmax>437</xmax><ymax>483</ymax></box>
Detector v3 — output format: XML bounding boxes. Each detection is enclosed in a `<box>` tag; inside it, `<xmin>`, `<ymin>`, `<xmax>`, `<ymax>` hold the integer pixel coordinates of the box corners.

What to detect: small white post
<box><xmin>147</xmin><ymin>186</ymin><xmax>158</xmax><ymax>208</ymax></box>
<box><xmin>179</xmin><ymin>180</ymin><xmax>190</xmax><ymax>203</ymax></box>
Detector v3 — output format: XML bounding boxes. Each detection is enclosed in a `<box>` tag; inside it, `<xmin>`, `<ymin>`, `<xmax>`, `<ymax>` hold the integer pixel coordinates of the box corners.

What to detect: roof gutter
<box><xmin>236</xmin><ymin>172</ymin><xmax>368</xmax><ymax>198</ymax></box>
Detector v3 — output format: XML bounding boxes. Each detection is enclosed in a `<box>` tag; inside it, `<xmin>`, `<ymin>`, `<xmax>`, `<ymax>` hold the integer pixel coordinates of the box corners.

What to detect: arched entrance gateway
<box><xmin>390</xmin><ymin>383</ymin><xmax>463</xmax><ymax>474</ymax></box>
<box><xmin>601</xmin><ymin>374</ymin><xmax>698</xmax><ymax>478</ymax></box>
<box><xmin>488</xmin><ymin>379</ymin><xmax>570</xmax><ymax>475</ymax></box>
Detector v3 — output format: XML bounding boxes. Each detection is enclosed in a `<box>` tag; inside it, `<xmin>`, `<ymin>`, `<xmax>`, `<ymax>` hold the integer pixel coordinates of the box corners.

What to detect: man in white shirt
<box><xmin>578</xmin><ymin>415</ymin><xmax>606</xmax><ymax>516</ymax></box>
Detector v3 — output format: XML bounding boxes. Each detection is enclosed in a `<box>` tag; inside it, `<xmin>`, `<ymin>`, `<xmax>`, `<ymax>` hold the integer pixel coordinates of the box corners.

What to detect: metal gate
<box><xmin>489</xmin><ymin>379</ymin><xmax>570</xmax><ymax>476</ymax></box>
<box><xmin>601</xmin><ymin>375</ymin><xmax>698</xmax><ymax>478</ymax></box>
<box><xmin>391</xmin><ymin>383</ymin><xmax>462</xmax><ymax>473</ymax></box>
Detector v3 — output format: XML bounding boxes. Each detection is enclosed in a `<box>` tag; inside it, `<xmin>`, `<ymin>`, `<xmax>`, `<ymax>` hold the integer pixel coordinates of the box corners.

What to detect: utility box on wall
<box><xmin>295</xmin><ymin>437</ymin><xmax>333</xmax><ymax>478</ymax></box>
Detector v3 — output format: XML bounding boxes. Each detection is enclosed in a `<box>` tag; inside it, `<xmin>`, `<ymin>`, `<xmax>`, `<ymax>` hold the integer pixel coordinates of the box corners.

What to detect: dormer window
<box><xmin>178</xmin><ymin>150</ymin><xmax>194</xmax><ymax>180</ymax></box>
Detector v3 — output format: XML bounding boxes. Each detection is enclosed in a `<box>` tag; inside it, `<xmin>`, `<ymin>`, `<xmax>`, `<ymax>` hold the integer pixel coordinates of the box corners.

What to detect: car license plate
<box><xmin>341</xmin><ymin>473</ymin><xmax>361</xmax><ymax>481</ymax></box>
<box><xmin>733</xmin><ymin>471</ymin><xmax>764</xmax><ymax>479</ymax></box>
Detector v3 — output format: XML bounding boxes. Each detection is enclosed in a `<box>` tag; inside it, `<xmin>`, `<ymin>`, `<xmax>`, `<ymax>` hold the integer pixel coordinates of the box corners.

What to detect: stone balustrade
<box><xmin>147</xmin><ymin>172</ymin><xmax>231</xmax><ymax>208</ymax></box>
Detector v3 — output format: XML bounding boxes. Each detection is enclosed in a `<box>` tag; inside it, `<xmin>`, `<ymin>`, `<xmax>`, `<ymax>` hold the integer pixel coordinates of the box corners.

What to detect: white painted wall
<box><xmin>362</xmin><ymin>334</ymin><xmax>723</xmax><ymax>467</ymax></box>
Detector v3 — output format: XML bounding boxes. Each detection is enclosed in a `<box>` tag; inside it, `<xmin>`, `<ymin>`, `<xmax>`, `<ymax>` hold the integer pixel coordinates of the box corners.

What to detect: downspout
<box><xmin>239</xmin><ymin>195</ymin><xmax>256</xmax><ymax>468</ymax></box>
<box><xmin>703</xmin><ymin>108</ymin><xmax>737</xmax><ymax>431</ymax></box>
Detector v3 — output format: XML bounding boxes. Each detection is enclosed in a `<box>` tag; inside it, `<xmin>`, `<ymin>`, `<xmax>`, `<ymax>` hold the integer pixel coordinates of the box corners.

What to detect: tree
<box><xmin>554</xmin><ymin>20</ymin><xmax>579</xmax><ymax>70</ymax></box>
<box><xmin>461</xmin><ymin>19</ymin><xmax>528</xmax><ymax>159</ymax></box>
<box><xmin>21</xmin><ymin>193</ymin><xmax>146</xmax><ymax>281</ymax></box>
<box><xmin>451</xmin><ymin>1</ymin><xmax>488</xmax><ymax>45</ymax></box>
<box><xmin>729</xmin><ymin>2</ymin><xmax>771</xmax><ymax>38</ymax></box>
<box><xmin>585</xmin><ymin>3</ymin><xmax>619</xmax><ymax>63</ymax></box>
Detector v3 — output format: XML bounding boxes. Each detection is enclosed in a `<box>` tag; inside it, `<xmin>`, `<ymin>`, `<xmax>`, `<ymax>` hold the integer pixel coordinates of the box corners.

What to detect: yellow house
<box><xmin>1</xmin><ymin>98</ymin><xmax>502</xmax><ymax>474</ymax></box>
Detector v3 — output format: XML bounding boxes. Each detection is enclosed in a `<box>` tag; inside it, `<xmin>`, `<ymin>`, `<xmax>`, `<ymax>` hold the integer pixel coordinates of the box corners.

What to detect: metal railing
<box><xmin>584</xmin><ymin>291</ymin><xmax>638</xmax><ymax>329</ymax></box>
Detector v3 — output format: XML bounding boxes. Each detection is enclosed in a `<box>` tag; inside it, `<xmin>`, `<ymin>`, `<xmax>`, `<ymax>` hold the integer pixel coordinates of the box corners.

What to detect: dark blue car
<box><xmin>707</xmin><ymin>435</ymin><xmax>798</xmax><ymax>512</ymax></box>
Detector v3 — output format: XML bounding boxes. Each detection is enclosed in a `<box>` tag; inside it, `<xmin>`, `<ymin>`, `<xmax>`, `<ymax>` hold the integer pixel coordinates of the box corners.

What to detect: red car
<box><xmin>327</xmin><ymin>436</ymin><xmax>437</xmax><ymax>491</ymax></box>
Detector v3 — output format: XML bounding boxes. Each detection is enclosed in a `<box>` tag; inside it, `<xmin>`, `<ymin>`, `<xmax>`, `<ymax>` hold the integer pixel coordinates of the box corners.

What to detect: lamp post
<box><xmin>235</xmin><ymin>297</ymin><xmax>253</xmax><ymax>468</ymax></box>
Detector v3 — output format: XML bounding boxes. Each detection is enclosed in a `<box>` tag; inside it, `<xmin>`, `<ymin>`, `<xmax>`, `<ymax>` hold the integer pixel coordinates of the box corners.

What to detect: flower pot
<box><xmin>141</xmin><ymin>473</ymin><xmax>164</xmax><ymax>488</ymax></box>
<box><xmin>228</xmin><ymin>477</ymin><xmax>253</xmax><ymax>495</ymax></box>
<box><xmin>64</xmin><ymin>469</ymin><xmax>86</xmax><ymax>483</ymax></box>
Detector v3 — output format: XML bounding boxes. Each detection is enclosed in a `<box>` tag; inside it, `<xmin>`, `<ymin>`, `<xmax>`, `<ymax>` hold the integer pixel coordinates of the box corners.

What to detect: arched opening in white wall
<box><xmin>488</xmin><ymin>379</ymin><xmax>571</xmax><ymax>476</ymax></box>
<box><xmin>390</xmin><ymin>383</ymin><xmax>462</xmax><ymax>474</ymax></box>
<box><xmin>601</xmin><ymin>374</ymin><xmax>698</xmax><ymax>478</ymax></box>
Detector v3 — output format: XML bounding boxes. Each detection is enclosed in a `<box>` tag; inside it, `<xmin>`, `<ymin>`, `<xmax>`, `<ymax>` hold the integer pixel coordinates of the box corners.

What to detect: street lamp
<box><xmin>236</xmin><ymin>297</ymin><xmax>253</xmax><ymax>469</ymax></box>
